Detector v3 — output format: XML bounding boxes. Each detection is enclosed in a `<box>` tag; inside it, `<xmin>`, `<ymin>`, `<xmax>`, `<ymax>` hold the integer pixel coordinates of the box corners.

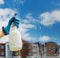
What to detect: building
<box><xmin>0</xmin><ymin>41</ymin><xmax>44</xmax><ymax>58</ymax></box>
<box><xmin>21</xmin><ymin>40</ymin><xmax>33</xmax><ymax>58</ymax></box>
<box><xmin>33</xmin><ymin>42</ymin><xmax>43</xmax><ymax>58</ymax></box>
<box><xmin>0</xmin><ymin>43</ymin><xmax>6</xmax><ymax>58</ymax></box>
<box><xmin>0</xmin><ymin>41</ymin><xmax>60</xmax><ymax>58</ymax></box>
<box><xmin>56</xmin><ymin>46</ymin><xmax>60</xmax><ymax>57</ymax></box>
<box><xmin>6</xmin><ymin>40</ymin><xmax>33</xmax><ymax>58</ymax></box>
<box><xmin>58</xmin><ymin>46</ymin><xmax>60</xmax><ymax>54</ymax></box>
<box><xmin>45</xmin><ymin>42</ymin><xmax>59</xmax><ymax>56</ymax></box>
<box><xmin>6</xmin><ymin>42</ymin><xmax>21</xmax><ymax>58</ymax></box>
<box><xmin>12</xmin><ymin>51</ymin><xmax>21</xmax><ymax>58</ymax></box>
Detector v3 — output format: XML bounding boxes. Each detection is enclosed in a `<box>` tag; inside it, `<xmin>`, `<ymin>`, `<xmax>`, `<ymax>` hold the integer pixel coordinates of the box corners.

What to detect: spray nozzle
<box><xmin>14</xmin><ymin>13</ymin><xmax>17</xmax><ymax>16</ymax></box>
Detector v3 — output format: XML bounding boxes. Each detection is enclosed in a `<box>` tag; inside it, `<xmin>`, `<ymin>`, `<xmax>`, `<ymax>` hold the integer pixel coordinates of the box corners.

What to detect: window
<box><xmin>28</xmin><ymin>46</ymin><xmax>33</xmax><ymax>49</ymax></box>
<box><xmin>15</xmin><ymin>52</ymin><xmax>18</xmax><ymax>55</ymax></box>
<box><xmin>33</xmin><ymin>52</ymin><xmax>37</xmax><ymax>54</ymax></box>
<box><xmin>1</xmin><ymin>46</ymin><xmax>4</xmax><ymax>49</ymax></box>
<box><xmin>1</xmin><ymin>52</ymin><xmax>4</xmax><ymax>56</ymax></box>
<box><xmin>28</xmin><ymin>52</ymin><xmax>32</xmax><ymax>56</ymax></box>
<box><xmin>22</xmin><ymin>52</ymin><xmax>27</xmax><ymax>55</ymax></box>
<box><xmin>48</xmin><ymin>48</ymin><xmax>51</xmax><ymax>50</ymax></box>
<box><xmin>34</xmin><ymin>57</ymin><xmax>37</xmax><ymax>58</ymax></box>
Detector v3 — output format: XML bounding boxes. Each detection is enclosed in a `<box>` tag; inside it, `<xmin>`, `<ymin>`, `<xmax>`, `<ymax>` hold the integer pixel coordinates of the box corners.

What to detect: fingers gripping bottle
<box><xmin>9</xmin><ymin>23</ymin><xmax>22</xmax><ymax>51</ymax></box>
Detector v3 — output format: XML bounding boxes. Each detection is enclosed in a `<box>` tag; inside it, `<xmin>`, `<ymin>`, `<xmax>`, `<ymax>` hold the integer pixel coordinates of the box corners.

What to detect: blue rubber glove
<box><xmin>2</xmin><ymin>17</ymin><xmax>20</xmax><ymax>35</ymax></box>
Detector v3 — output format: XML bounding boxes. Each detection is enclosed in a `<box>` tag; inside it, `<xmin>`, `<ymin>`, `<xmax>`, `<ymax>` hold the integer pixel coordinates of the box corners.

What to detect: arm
<box><xmin>0</xmin><ymin>17</ymin><xmax>20</xmax><ymax>38</ymax></box>
<box><xmin>0</xmin><ymin>17</ymin><xmax>14</xmax><ymax>38</ymax></box>
<box><xmin>0</xmin><ymin>30</ymin><xmax>5</xmax><ymax>38</ymax></box>
<box><xmin>0</xmin><ymin>15</ymin><xmax>20</xmax><ymax>38</ymax></box>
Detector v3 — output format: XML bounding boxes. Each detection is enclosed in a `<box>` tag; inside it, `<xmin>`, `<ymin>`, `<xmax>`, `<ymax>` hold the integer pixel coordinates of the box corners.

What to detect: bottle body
<box><xmin>9</xmin><ymin>23</ymin><xmax>22</xmax><ymax>51</ymax></box>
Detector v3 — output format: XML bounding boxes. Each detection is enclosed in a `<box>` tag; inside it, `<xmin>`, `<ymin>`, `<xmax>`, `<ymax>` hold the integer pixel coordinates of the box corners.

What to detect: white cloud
<box><xmin>0</xmin><ymin>8</ymin><xmax>16</xmax><ymax>21</ymax></box>
<box><xmin>22</xmin><ymin>19</ymin><xmax>30</xmax><ymax>24</ymax></box>
<box><xmin>0</xmin><ymin>0</ymin><xmax>4</xmax><ymax>5</ymax></box>
<box><xmin>40</xmin><ymin>10</ymin><xmax>60</xmax><ymax>26</ymax></box>
<box><xmin>19</xmin><ymin>23</ymin><xmax>35</xmax><ymax>34</ymax></box>
<box><xmin>25</xmin><ymin>13</ymin><xmax>38</xmax><ymax>24</ymax></box>
<box><xmin>0</xmin><ymin>21</ymin><xmax>8</xmax><ymax>30</ymax></box>
<box><xmin>56</xmin><ymin>3</ymin><xmax>60</xmax><ymax>6</ymax></box>
<box><xmin>20</xmin><ymin>13</ymin><xmax>37</xmax><ymax>41</ymax></box>
<box><xmin>26</xmin><ymin>13</ymin><xmax>32</xmax><ymax>19</ymax></box>
<box><xmin>20</xmin><ymin>24</ymin><xmax>35</xmax><ymax>28</ymax></box>
<box><xmin>0</xmin><ymin>8</ymin><xmax>16</xmax><ymax>27</ymax></box>
<box><xmin>14</xmin><ymin>0</ymin><xmax>25</xmax><ymax>5</ymax></box>
<box><xmin>19</xmin><ymin>23</ymin><xmax>36</xmax><ymax>41</ymax></box>
<box><xmin>0</xmin><ymin>8</ymin><xmax>16</xmax><ymax>43</ymax></box>
<box><xmin>20</xmin><ymin>0</ymin><xmax>25</xmax><ymax>5</ymax></box>
<box><xmin>0</xmin><ymin>36</ymin><xmax>9</xmax><ymax>43</ymax></box>
<box><xmin>0</xmin><ymin>8</ymin><xmax>16</xmax><ymax>28</ymax></box>
<box><xmin>39</xmin><ymin>36</ymin><xmax>50</xmax><ymax>42</ymax></box>
<box><xmin>21</xmin><ymin>33</ymin><xmax>34</xmax><ymax>41</ymax></box>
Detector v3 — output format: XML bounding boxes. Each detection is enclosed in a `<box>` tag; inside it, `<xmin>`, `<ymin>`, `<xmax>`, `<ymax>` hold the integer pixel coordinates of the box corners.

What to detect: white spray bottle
<box><xmin>9</xmin><ymin>23</ymin><xmax>22</xmax><ymax>51</ymax></box>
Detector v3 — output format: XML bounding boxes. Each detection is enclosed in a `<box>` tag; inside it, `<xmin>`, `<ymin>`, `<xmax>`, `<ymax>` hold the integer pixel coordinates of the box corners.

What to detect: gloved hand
<box><xmin>2</xmin><ymin>16</ymin><xmax>20</xmax><ymax>35</ymax></box>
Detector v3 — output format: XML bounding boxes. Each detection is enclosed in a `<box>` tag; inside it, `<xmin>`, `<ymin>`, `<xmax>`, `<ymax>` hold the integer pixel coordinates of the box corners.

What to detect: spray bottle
<box><xmin>9</xmin><ymin>19</ymin><xmax>22</xmax><ymax>51</ymax></box>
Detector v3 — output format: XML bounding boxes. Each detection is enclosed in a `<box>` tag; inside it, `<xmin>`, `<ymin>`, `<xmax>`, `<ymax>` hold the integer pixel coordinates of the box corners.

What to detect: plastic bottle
<box><xmin>9</xmin><ymin>23</ymin><xmax>22</xmax><ymax>51</ymax></box>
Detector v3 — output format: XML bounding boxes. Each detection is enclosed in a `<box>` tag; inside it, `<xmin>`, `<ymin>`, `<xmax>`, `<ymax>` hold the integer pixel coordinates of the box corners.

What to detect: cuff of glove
<box><xmin>2</xmin><ymin>27</ymin><xmax>7</xmax><ymax>35</ymax></box>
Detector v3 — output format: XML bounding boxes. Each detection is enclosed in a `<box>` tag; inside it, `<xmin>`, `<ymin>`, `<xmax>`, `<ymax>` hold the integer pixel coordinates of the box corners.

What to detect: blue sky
<box><xmin>0</xmin><ymin>0</ymin><xmax>60</xmax><ymax>45</ymax></box>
